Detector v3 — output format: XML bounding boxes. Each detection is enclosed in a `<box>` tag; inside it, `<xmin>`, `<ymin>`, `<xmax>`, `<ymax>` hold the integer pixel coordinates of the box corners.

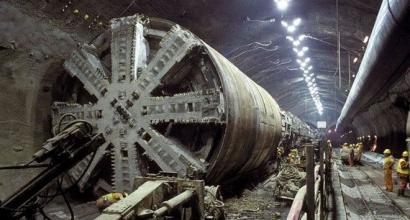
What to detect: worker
<box><xmin>288</xmin><ymin>149</ymin><xmax>296</xmax><ymax>164</ymax></box>
<box><xmin>96</xmin><ymin>192</ymin><xmax>128</xmax><ymax>210</ymax></box>
<box><xmin>326</xmin><ymin>140</ymin><xmax>332</xmax><ymax>161</ymax></box>
<box><xmin>396</xmin><ymin>151</ymin><xmax>409</xmax><ymax>196</ymax></box>
<box><xmin>383</xmin><ymin>149</ymin><xmax>394</xmax><ymax>192</ymax></box>
<box><xmin>348</xmin><ymin>144</ymin><xmax>355</xmax><ymax>166</ymax></box>
<box><xmin>277</xmin><ymin>147</ymin><xmax>284</xmax><ymax>169</ymax></box>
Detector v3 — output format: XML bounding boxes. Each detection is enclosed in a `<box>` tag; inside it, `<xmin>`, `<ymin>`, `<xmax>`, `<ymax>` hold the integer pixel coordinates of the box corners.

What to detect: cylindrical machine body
<box><xmin>204</xmin><ymin>46</ymin><xmax>282</xmax><ymax>183</ymax></box>
<box><xmin>53</xmin><ymin>15</ymin><xmax>283</xmax><ymax>191</ymax></box>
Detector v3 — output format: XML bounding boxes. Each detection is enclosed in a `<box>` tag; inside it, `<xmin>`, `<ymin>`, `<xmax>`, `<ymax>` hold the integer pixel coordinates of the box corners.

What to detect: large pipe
<box><xmin>336</xmin><ymin>0</ymin><xmax>410</xmax><ymax>129</ymax></box>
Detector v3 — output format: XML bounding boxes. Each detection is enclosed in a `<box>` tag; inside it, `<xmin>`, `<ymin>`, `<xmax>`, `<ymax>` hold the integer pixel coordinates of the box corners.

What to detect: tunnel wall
<box><xmin>349</xmin><ymin>67</ymin><xmax>410</xmax><ymax>158</ymax></box>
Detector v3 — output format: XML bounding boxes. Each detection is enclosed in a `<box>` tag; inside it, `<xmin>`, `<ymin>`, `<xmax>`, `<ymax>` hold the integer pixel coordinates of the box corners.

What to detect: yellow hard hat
<box><xmin>403</xmin><ymin>151</ymin><xmax>409</xmax><ymax>157</ymax></box>
<box><xmin>383</xmin><ymin>149</ymin><xmax>391</xmax><ymax>154</ymax></box>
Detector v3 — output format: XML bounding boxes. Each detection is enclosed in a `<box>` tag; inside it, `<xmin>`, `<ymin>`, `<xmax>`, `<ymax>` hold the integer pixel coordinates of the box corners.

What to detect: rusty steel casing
<box><xmin>204</xmin><ymin>45</ymin><xmax>282</xmax><ymax>183</ymax></box>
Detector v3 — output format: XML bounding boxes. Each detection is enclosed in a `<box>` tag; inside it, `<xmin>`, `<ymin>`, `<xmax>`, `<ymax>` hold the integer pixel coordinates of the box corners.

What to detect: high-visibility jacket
<box><xmin>384</xmin><ymin>156</ymin><xmax>394</xmax><ymax>170</ymax></box>
<box><xmin>396</xmin><ymin>158</ymin><xmax>409</xmax><ymax>175</ymax></box>
<box><xmin>96</xmin><ymin>192</ymin><xmax>127</xmax><ymax>209</ymax></box>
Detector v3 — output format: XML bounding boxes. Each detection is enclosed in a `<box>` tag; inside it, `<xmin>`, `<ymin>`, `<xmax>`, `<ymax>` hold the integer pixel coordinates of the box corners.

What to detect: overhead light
<box><xmin>353</xmin><ymin>57</ymin><xmax>358</xmax><ymax>63</ymax></box>
<box><xmin>352</xmin><ymin>74</ymin><xmax>356</xmax><ymax>78</ymax></box>
<box><xmin>293</xmin><ymin>18</ymin><xmax>302</xmax><ymax>26</ymax></box>
<box><xmin>298</xmin><ymin>34</ymin><xmax>306</xmax><ymax>41</ymax></box>
<box><xmin>307</xmin><ymin>65</ymin><xmax>313</xmax><ymax>70</ymax></box>
<box><xmin>304</xmin><ymin>57</ymin><xmax>310</xmax><ymax>62</ymax></box>
<box><xmin>293</xmin><ymin>40</ymin><xmax>301</xmax><ymax>46</ymax></box>
<box><xmin>286</xmin><ymin>36</ymin><xmax>294</xmax><ymax>41</ymax></box>
<box><xmin>275</xmin><ymin>0</ymin><xmax>290</xmax><ymax>11</ymax></box>
<box><xmin>287</xmin><ymin>25</ymin><xmax>296</xmax><ymax>32</ymax></box>
<box><xmin>281</xmin><ymin>21</ymin><xmax>289</xmax><ymax>27</ymax></box>
<box><xmin>363</xmin><ymin>35</ymin><xmax>369</xmax><ymax>43</ymax></box>
<box><xmin>302</xmin><ymin>46</ymin><xmax>309</xmax><ymax>52</ymax></box>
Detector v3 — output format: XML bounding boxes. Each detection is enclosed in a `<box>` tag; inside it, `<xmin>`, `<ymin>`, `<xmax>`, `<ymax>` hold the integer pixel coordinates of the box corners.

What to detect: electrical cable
<box><xmin>38</xmin><ymin>146</ymin><xmax>98</xmax><ymax>198</ymax></box>
<box><xmin>39</xmin><ymin>207</ymin><xmax>52</xmax><ymax>220</ymax></box>
<box><xmin>55</xmin><ymin>113</ymin><xmax>77</xmax><ymax>135</ymax></box>
<box><xmin>24</xmin><ymin>158</ymin><xmax>36</xmax><ymax>166</ymax></box>
<box><xmin>55</xmin><ymin>113</ymin><xmax>93</xmax><ymax>137</ymax></box>
<box><xmin>2</xmin><ymin>117</ymin><xmax>95</xmax><ymax>218</ymax></box>
<box><xmin>0</xmin><ymin>163</ymin><xmax>49</xmax><ymax>170</ymax></box>
<box><xmin>61</xmin><ymin>119</ymin><xmax>93</xmax><ymax>134</ymax></box>
<box><xmin>59</xmin><ymin>178</ymin><xmax>75</xmax><ymax>220</ymax></box>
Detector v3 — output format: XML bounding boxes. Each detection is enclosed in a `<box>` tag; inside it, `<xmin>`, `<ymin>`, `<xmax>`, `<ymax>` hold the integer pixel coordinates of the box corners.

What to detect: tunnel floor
<box><xmin>333</xmin><ymin>153</ymin><xmax>410</xmax><ymax>220</ymax></box>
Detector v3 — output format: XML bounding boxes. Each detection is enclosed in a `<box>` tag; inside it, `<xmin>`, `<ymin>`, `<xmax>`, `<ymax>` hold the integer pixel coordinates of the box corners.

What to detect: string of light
<box><xmin>274</xmin><ymin>0</ymin><xmax>324</xmax><ymax>115</ymax></box>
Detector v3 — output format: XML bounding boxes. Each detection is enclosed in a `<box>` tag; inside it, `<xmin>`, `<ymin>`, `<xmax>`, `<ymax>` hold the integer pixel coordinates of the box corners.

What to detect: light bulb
<box><xmin>363</xmin><ymin>35</ymin><xmax>369</xmax><ymax>43</ymax></box>
<box><xmin>293</xmin><ymin>18</ymin><xmax>302</xmax><ymax>26</ymax></box>
<box><xmin>287</xmin><ymin>25</ymin><xmax>296</xmax><ymax>32</ymax></box>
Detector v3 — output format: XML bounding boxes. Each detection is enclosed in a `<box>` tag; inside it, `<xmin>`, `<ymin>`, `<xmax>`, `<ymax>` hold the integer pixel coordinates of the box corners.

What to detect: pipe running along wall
<box><xmin>337</xmin><ymin>0</ymin><xmax>410</xmax><ymax>130</ymax></box>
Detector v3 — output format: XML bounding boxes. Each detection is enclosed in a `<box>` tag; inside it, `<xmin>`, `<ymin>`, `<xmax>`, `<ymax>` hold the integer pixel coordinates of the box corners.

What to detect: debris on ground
<box><xmin>224</xmin><ymin>167</ymin><xmax>302</xmax><ymax>220</ymax></box>
<box><xmin>263</xmin><ymin>164</ymin><xmax>306</xmax><ymax>199</ymax></box>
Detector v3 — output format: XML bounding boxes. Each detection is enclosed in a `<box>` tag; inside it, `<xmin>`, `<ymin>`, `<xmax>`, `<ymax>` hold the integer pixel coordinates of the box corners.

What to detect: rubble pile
<box><xmin>223</xmin><ymin>164</ymin><xmax>305</xmax><ymax>219</ymax></box>
<box><xmin>263</xmin><ymin>164</ymin><xmax>306</xmax><ymax>199</ymax></box>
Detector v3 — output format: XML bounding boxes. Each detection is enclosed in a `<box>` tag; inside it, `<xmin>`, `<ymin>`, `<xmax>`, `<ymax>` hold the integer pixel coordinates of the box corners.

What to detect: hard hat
<box><xmin>403</xmin><ymin>151</ymin><xmax>409</xmax><ymax>157</ymax></box>
<box><xmin>327</xmin><ymin>140</ymin><xmax>331</xmax><ymax>143</ymax></box>
<box><xmin>383</xmin><ymin>149</ymin><xmax>391</xmax><ymax>154</ymax></box>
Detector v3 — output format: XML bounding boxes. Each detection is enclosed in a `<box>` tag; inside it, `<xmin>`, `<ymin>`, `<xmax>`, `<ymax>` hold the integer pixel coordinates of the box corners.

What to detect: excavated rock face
<box><xmin>52</xmin><ymin>15</ymin><xmax>282</xmax><ymax>192</ymax></box>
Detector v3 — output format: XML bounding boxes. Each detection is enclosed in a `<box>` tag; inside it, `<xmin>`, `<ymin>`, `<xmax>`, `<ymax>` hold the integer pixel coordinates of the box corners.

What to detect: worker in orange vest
<box><xmin>383</xmin><ymin>149</ymin><xmax>394</xmax><ymax>192</ymax></box>
<box><xmin>396</xmin><ymin>151</ymin><xmax>409</xmax><ymax>196</ymax></box>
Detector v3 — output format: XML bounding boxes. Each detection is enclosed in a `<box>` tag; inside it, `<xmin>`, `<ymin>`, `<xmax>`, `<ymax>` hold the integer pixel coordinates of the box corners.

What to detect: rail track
<box><xmin>337</xmin><ymin>161</ymin><xmax>408</xmax><ymax>220</ymax></box>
